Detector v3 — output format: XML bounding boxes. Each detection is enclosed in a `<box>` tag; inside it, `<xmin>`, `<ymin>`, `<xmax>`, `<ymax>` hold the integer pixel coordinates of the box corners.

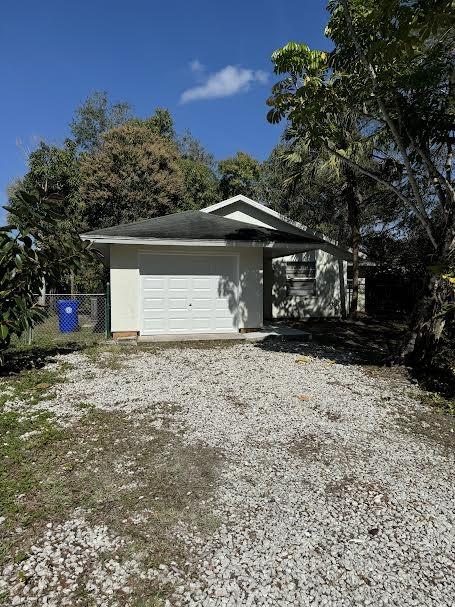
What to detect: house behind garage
<box><xmin>82</xmin><ymin>195</ymin><xmax>363</xmax><ymax>338</ymax></box>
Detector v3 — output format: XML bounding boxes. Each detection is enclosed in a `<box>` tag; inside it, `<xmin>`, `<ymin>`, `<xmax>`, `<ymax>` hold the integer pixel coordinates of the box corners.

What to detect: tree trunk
<box><xmin>401</xmin><ymin>224</ymin><xmax>455</xmax><ymax>366</ymax></box>
<box><xmin>345</xmin><ymin>169</ymin><xmax>362</xmax><ymax>319</ymax></box>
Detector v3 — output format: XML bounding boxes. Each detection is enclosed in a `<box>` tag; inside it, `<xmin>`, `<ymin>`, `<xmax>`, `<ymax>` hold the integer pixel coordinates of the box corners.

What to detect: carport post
<box><xmin>104</xmin><ymin>281</ymin><xmax>111</xmax><ymax>339</ymax></box>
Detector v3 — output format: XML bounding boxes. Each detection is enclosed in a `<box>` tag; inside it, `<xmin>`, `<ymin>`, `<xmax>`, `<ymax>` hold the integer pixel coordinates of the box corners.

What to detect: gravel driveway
<box><xmin>2</xmin><ymin>339</ymin><xmax>454</xmax><ymax>606</ymax></box>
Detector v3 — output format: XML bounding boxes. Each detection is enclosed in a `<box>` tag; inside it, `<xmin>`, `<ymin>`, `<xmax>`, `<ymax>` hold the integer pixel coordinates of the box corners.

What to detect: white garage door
<box><xmin>140</xmin><ymin>253</ymin><xmax>238</xmax><ymax>335</ymax></box>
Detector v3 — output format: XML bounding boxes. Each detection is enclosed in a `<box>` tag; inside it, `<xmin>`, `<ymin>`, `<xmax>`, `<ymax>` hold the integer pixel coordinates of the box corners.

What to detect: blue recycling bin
<box><xmin>57</xmin><ymin>299</ymin><xmax>80</xmax><ymax>333</ymax></box>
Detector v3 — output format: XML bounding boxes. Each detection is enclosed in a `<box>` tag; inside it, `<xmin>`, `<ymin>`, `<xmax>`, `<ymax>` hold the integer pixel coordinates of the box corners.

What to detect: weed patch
<box><xmin>0</xmin><ymin>364</ymin><xmax>70</xmax><ymax>409</ymax></box>
<box><xmin>409</xmin><ymin>391</ymin><xmax>455</xmax><ymax>416</ymax></box>
<box><xmin>1</xmin><ymin>404</ymin><xmax>222</xmax><ymax>604</ymax></box>
<box><xmin>84</xmin><ymin>343</ymin><xmax>143</xmax><ymax>370</ymax></box>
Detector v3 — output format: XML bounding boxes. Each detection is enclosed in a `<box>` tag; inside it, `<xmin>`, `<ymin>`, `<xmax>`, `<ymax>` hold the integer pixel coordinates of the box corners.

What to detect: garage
<box><xmin>140</xmin><ymin>252</ymin><xmax>239</xmax><ymax>335</ymax></box>
<box><xmin>81</xmin><ymin>201</ymin><xmax>337</xmax><ymax>338</ymax></box>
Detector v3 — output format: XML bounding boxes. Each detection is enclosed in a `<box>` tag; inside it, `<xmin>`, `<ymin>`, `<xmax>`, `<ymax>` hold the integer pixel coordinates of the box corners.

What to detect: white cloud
<box><xmin>180</xmin><ymin>65</ymin><xmax>269</xmax><ymax>103</ymax></box>
<box><xmin>189</xmin><ymin>59</ymin><xmax>205</xmax><ymax>74</ymax></box>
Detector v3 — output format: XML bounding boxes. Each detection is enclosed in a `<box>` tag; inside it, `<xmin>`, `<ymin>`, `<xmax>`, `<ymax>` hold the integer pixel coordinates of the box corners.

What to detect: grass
<box><xmin>83</xmin><ymin>342</ymin><xmax>141</xmax><ymax>370</ymax></box>
<box><xmin>0</xmin><ymin>356</ymin><xmax>222</xmax><ymax>604</ymax></box>
<box><xmin>0</xmin><ymin>410</ymin><xmax>63</xmax><ymax>528</ymax></box>
<box><xmin>410</xmin><ymin>391</ymin><xmax>455</xmax><ymax>416</ymax></box>
<box><xmin>0</xmin><ymin>363</ymin><xmax>71</xmax><ymax>408</ymax></box>
<box><xmin>0</xmin><ymin>361</ymin><xmax>72</xmax><ymax>559</ymax></box>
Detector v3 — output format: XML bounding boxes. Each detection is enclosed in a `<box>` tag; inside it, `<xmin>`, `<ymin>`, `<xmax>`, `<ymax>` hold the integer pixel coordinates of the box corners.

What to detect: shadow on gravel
<box><xmin>1</xmin><ymin>343</ymin><xmax>85</xmax><ymax>376</ymax></box>
<box><xmin>253</xmin><ymin>317</ymin><xmax>405</xmax><ymax>368</ymax></box>
<box><xmin>257</xmin><ymin>317</ymin><xmax>406</xmax><ymax>366</ymax></box>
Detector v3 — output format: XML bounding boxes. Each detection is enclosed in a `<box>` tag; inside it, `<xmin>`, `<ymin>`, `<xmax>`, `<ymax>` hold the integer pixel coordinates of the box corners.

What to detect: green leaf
<box><xmin>14</xmin><ymin>254</ymin><xmax>24</xmax><ymax>270</ymax></box>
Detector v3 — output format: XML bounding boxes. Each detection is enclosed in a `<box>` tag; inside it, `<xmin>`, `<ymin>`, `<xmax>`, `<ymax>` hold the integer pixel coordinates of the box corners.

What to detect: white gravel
<box><xmin>1</xmin><ymin>512</ymin><xmax>140</xmax><ymax>606</ymax></box>
<box><xmin>2</xmin><ymin>341</ymin><xmax>455</xmax><ymax>606</ymax></box>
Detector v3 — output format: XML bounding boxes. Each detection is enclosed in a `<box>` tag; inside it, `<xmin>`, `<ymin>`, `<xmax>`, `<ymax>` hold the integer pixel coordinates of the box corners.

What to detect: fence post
<box><xmin>104</xmin><ymin>282</ymin><xmax>111</xmax><ymax>339</ymax></box>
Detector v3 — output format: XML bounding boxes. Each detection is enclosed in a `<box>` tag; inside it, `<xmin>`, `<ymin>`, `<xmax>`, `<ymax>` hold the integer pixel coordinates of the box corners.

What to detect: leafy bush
<box><xmin>0</xmin><ymin>189</ymin><xmax>92</xmax><ymax>359</ymax></box>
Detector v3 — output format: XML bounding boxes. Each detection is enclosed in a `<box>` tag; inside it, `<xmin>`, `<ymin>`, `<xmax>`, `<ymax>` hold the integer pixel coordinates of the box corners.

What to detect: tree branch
<box><xmin>339</xmin><ymin>0</ymin><xmax>438</xmax><ymax>238</ymax></box>
<box><xmin>324</xmin><ymin>142</ymin><xmax>438</xmax><ymax>249</ymax></box>
<box><xmin>404</xmin><ymin>125</ymin><xmax>455</xmax><ymax>210</ymax></box>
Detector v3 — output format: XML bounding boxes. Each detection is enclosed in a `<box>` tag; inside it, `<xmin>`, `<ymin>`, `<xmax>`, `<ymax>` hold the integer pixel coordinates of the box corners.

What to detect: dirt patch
<box><xmin>289</xmin><ymin>318</ymin><xmax>405</xmax><ymax>365</ymax></box>
<box><xmin>325</xmin><ymin>476</ymin><xmax>390</xmax><ymax>503</ymax></box>
<box><xmin>324</xmin><ymin>411</ymin><xmax>342</xmax><ymax>422</ymax></box>
<box><xmin>137</xmin><ymin>340</ymin><xmax>240</xmax><ymax>352</ymax></box>
<box><xmin>1</xmin><ymin>407</ymin><xmax>223</xmax><ymax>605</ymax></box>
<box><xmin>396</xmin><ymin>405</ymin><xmax>455</xmax><ymax>452</ymax></box>
<box><xmin>288</xmin><ymin>434</ymin><xmax>326</xmax><ymax>460</ymax></box>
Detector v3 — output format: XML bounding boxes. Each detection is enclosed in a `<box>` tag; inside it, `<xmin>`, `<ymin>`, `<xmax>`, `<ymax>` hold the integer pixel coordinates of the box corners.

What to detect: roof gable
<box><xmin>202</xmin><ymin>195</ymin><xmax>362</xmax><ymax>259</ymax></box>
<box><xmin>202</xmin><ymin>195</ymin><xmax>331</xmax><ymax>242</ymax></box>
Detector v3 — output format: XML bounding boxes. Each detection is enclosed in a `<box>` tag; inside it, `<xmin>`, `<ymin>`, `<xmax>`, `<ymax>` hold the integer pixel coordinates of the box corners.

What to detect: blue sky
<box><xmin>0</xmin><ymin>0</ymin><xmax>329</xmax><ymax>222</ymax></box>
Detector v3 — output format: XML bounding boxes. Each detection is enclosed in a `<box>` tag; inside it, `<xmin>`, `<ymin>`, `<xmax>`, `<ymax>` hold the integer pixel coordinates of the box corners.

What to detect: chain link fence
<box><xmin>19</xmin><ymin>293</ymin><xmax>109</xmax><ymax>347</ymax></box>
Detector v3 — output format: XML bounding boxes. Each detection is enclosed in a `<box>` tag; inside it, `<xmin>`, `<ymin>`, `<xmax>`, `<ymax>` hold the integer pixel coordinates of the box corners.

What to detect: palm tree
<box><xmin>283</xmin><ymin>113</ymin><xmax>379</xmax><ymax>318</ymax></box>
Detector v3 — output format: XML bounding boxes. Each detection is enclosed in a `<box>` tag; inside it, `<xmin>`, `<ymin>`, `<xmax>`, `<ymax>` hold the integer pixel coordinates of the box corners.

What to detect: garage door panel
<box><xmin>143</xmin><ymin>277</ymin><xmax>166</xmax><ymax>289</ymax></box>
<box><xmin>214</xmin><ymin>318</ymin><xmax>232</xmax><ymax>333</ymax></box>
<box><xmin>168</xmin><ymin>318</ymin><xmax>193</xmax><ymax>331</ymax></box>
<box><xmin>192</xmin><ymin>299</ymin><xmax>212</xmax><ymax>310</ymax></box>
<box><xmin>143</xmin><ymin>297</ymin><xmax>166</xmax><ymax>310</ymax></box>
<box><xmin>191</xmin><ymin>318</ymin><xmax>212</xmax><ymax>330</ymax></box>
<box><xmin>168</xmin><ymin>298</ymin><xmax>188</xmax><ymax>310</ymax></box>
<box><xmin>143</xmin><ymin>318</ymin><xmax>166</xmax><ymax>332</ymax></box>
<box><xmin>168</xmin><ymin>277</ymin><xmax>190</xmax><ymax>289</ymax></box>
<box><xmin>143</xmin><ymin>309</ymin><xmax>168</xmax><ymax>319</ymax></box>
<box><xmin>192</xmin><ymin>277</ymin><xmax>211</xmax><ymax>289</ymax></box>
<box><xmin>141</xmin><ymin>254</ymin><xmax>238</xmax><ymax>335</ymax></box>
<box><xmin>215</xmin><ymin>297</ymin><xmax>231</xmax><ymax>309</ymax></box>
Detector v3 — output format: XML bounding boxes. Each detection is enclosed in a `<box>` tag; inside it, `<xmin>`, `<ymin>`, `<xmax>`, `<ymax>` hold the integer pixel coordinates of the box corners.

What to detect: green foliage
<box><xmin>267</xmin><ymin>2</ymin><xmax>453</xmax><ymax>241</ymax></box>
<box><xmin>218</xmin><ymin>152</ymin><xmax>262</xmax><ymax>199</ymax></box>
<box><xmin>79</xmin><ymin>121</ymin><xmax>185</xmax><ymax>228</ymax></box>
<box><xmin>178</xmin><ymin>132</ymin><xmax>219</xmax><ymax>209</ymax></box>
<box><xmin>8</xmin><ymin>140</ymin><xmax>81</xmax><ymax>227</ymax></box>
<box><xmin>179</xmin><ymin>131</ymin><xmax>216</xmax><ymax>168</ymax></box>
<box><xmin>267</xmin><ymin>0</ymin><xmax>454</xmax><ymax>363</ymax></box>
<box><xmin>259</xmin><ymin>143</ymin><xmax>348</xmax><ymax>241</ymax></box>
<box><xmin>144</xmin><ymin>108</ymin><xmax>175</xmax><ymax>140</ymax></box>
<box><xmin>411</xmin><ymin>391</ymin><xmax>455</xmax><ymax>417</ymax></box>
<box><xmin>0</xmin><ymin>189</ymin><xmax>93</xmax><ymax>357</ymax></box>
<box><xmin>70</xmin><ymin>91</ymin><xmax>132</xmax><ymax>151</ymax></box>
<box><xmin>179</xmin><ymin>157</ymin><xmax>220</xmax><ymax>209</ymax></box>
<box><xmin>6</xmin><ymin>139</ymin><xmax>98</xmax><ymax>292</ymax></box>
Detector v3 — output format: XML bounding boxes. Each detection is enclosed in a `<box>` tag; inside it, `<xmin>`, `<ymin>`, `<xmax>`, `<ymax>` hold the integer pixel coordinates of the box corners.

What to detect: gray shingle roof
<box><xmin>82</xmin><ymin>210</ymin><xmax>322</xmax><ymax>244</ymax></box>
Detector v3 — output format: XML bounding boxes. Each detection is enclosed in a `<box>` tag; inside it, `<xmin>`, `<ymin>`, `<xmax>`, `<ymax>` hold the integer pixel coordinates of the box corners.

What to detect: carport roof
<box><xmin>82</xmin><ymin>210</ymin><xmax>323</xmax><ymax>245</ymax></box>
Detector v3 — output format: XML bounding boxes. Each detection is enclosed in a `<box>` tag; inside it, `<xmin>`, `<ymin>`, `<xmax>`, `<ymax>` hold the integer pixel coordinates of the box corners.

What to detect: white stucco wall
<box><xmin>109</xmin><ymin>244</ymin><xmax>263</xmax><ymax>333</ymax></box>
<box><xmin>212</xmin><ymin>200</ymin><xmax>349</xmax><ymax>319</ymax></box>
<box><xmin>110</xmin><ymin>244</ymin><xmax>139</xmax><ymax>332</ymax></box>
<box><xmin>237</xmin><ymin>246</ymin><xmax>263</xmax><ymax>328</ymax></box>
<box><xmin>270</xmin><ymin>249</ymin><xmax>348</xmax><ymax>319</ymax></box>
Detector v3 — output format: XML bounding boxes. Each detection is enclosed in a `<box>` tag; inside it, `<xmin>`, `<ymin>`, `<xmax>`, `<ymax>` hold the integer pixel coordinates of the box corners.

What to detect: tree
<box><xmin>79</xmin><ymin>121</ymin><xmax>185</xmax><ymax>229</ymax></box>
<box><xmin>71</xmin><ymin>91</ymin><xmax>132</xmax><ymax>151</ymax></box>
<box><xmin>219</xmin><ymin>152</ymin><xmax>262</xmax><ymax>199</ymax></box>
<box><xmin>179</xmin><ymin>158</ymin><xmax>220</xmax><ymax>209</ymax></box>
<box><xmin>8</xmin><ymin>139</ymin><xmax>81</xmax><ymax>224</ymax></box>
<box><xmin>267</xmin><ymin>0</ymin><xmax>454</xmax><ymax>364</ymax></box>
<box><xmin>0</xmin><ymin>189</ymin><xmax>92</xmax><ymax>358</ymax></box>
<box><xmin>179</xmin><ymin>131</ymin><xmax>217</xmax><ymax>168</ymax></box>
<box><xmin>144</xmin><ymin>108</ymin><xmax>175</xmax><ymax>140</ymax></box>
<box><xmin>261</xmin><ymin>134</ymin><xmax>395</xmax><ymax>317</ymax></box>
<box><xmin>259</xmin><ymin>142</ymin><xmax>350</xmax><ymax>240</ymax></box>
<box><xmin>178</xmin><ymin>132</ymin><xmax>220</xmax><ymax>209</ymax></box>
<box><xmin>282</xmin><ymin>116</ymin><xmax>374</xmax><ymax>318</ymax></box>
<box><xmin>7</xmin><ymin>139</ymin><xmax>88</xmax><ymax>293</ymax></box>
